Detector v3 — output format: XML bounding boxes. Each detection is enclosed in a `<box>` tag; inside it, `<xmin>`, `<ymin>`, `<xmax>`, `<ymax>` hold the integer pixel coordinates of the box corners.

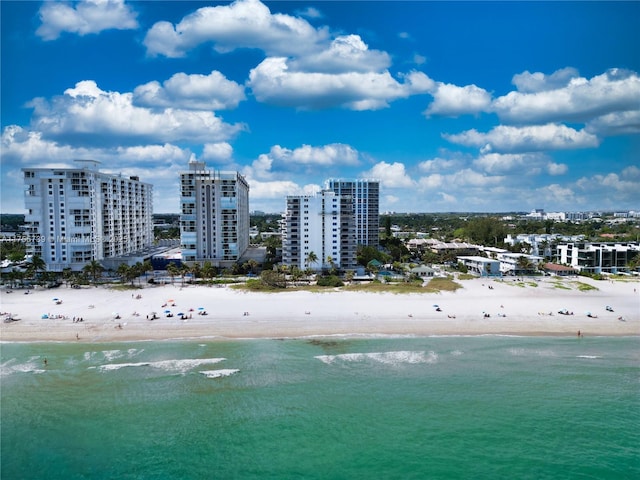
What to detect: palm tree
<box><xmin>142</xmin><ymin>260</ymin><xmax>153</xmax><ymax>282</ymax></box>
<box><xmin>344</xmin><ymin>269</ymin><xmax>355</xmax><ymax>284</ymax></box>
<box><xmin>246</xmin><ymin>259</ymin><xmax>258</xmax><ymax>276</ymax></box>
<box><xmin>179</xmin><ymin>264</ymin><xmax>191</xmax><ymax>286</ymax></box>
<box><xmin>326</xmin><ymin>256</ymin><xmax>337</xmax><ymax>275</ymax></box>
<box><xmin>27</xmin><ymin>255</ymin><xmax>46</xmax><ymax>284</ymax></box>
<box><xmin>166</xmin><ymin>263</ymin><xmax>179</xmax><ymax>285</ymax></box>
<box><xmin>132</xmin><ymin>262</ymin><xmax>146</xmax><ymax>285</ymax></box>
<box><xmin>83</xmin><ymin>260</ymin><xmax>104</xmax><ymax>284</ymax></box>
<box><xmin>305</xmin><ymin>251</ymin><xmax>319</xmax><ymax>272</ymax></box>
<box><xmin>30</xmin><ymin>254</ymin><xmax>46</xmax><ymax>272</ymax></box>
<box><xmin>116</xmin><ymin>263</ymin><xmax>131</xmax><ymax>284</ymax></box>
<box><xmin>516</xmin><ymin>255</ymin><xmax>534</xmax><ymax>275</ymax></box>
<box><xmin>201</xmin><ymin>261</ymin><xmax>215</xmax><ymax>281</ymax></box>
<box><xmin>190</xmin><ymin>262</ymin><xmax>201</xmax><ymax>281</ymax></box>
<box><xmin>538</xmin><ymin>239</ymin><xmax>550</xmax><ymax>260</ymax></box>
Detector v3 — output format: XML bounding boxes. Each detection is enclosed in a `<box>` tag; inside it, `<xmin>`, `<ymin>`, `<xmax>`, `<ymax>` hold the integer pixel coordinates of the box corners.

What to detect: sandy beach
<box><xmin>1</xmin><ymin>276</ymin><xmax>638</xmax><ymax>342</ymax></box>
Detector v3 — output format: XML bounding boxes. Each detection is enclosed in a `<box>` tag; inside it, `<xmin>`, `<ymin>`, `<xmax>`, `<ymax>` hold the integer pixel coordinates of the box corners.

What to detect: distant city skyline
<box><xmin>2</xmin><ymin>0</ymin><xmax>639</xmax><ymax>214</ymax></box>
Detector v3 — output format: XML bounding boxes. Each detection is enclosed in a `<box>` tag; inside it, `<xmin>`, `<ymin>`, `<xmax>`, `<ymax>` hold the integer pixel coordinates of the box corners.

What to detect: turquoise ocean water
<box><xmin>1</xmin><ymin>335</ymin><xmax>639</xmax><ymax>479</ymax></box>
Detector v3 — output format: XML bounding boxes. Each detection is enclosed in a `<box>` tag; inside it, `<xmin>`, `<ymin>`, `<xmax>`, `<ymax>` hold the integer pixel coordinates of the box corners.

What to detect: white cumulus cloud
<box><xmin>27</xmin><ymin>80</ymin><xmax>245</xmax><ymax>147</ymax></box>
<box><xmin>202</xmin><ymin>142</ymin><xmax>234</xmax><ymax>162</ymax></box>
<box><xmin>267</xmin><ymin>143</ymin><xmax>360</xmax><ymax>167</ymax></box>
<box><xmin>143</xmin><ymin>0</ymin><xmax>328</xmax><ymax>58</ymax></box>
<box><xmin>444</xmin><ymin>123</ymin><xmax>600</xmax><ymax>153</ymax></box>
<box><xmin>362</xmin><ymin>161</ymin><xmax>415</xmax><ymax>188</ymax></box>
<box><xmin>37</xmin><ymin>0</ymin><xmax>139</xmax><ymax>41</ymax></box>
<box><xmin>289</xmin><ymin>35</ymin><xmax>391</xmax><ymax>73</ymax></box>
<box><xmin>511</xmin><ymin>67</ymin><xmax>580</xmax><ymax>93</ymax></box>
<box><xmin>133</xmin><ymin>71</ymin><xmax>245</xmax><ymax>111</ymax></box>
<box><xmin>425</xmin><ymin>82</ymin><xmax>492</xmax><ymax>117</ymax></box>
<box><xmin>248</xmin><ymin>58</ymin><xmax>433</xmax><ymax>110</ymax></box>
<box><xmin>493</xmin><ymin>68</ymin><xmax>640</xmax><ymax>125</ymax></box>
<box><xmin>473</xmin><ymin>152</ymin><xmax>559</xmax><ymax>176</ymax></box>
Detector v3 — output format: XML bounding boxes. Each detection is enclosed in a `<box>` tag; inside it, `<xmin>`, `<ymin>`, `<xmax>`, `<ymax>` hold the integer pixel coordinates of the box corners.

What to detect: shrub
<box><xmin>316</xmin><ymin>275</ymin><xmax>344</xmax><ymax>287</ymax></box>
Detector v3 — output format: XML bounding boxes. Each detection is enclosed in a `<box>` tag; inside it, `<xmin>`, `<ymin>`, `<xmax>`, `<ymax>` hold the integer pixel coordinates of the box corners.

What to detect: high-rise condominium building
<box><xmin>326</xmin><ymin>179</ymin><xmax>379</xmax><ymax>246</ymax></box>
<box><xmin>180</xmin><ymin>161</ymin><xmax>250</xmax><ymax>267</ymax></box>
<box><xmin>22</xmin><ymin>160</ymin><xmax>153</xmax><ymax>271</ymax></box>
<box><xmin>282</xmin><ymin>190</ymin><xmax>357</xmax><ymax>272</ymax></box>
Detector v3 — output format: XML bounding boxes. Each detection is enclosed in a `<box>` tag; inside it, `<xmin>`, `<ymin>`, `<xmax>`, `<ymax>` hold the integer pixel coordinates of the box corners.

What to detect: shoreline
<box><xmin>2</xmin><ymin>276</ymin><xmax>638</xmax><ymax>343</ymax></box>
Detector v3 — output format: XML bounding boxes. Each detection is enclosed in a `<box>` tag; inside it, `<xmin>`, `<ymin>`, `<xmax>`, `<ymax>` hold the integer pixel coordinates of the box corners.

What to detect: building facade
<box><xmin>326</xmin><ymin>179</ymin><xmax>379</xmax><ymax>247</ymax></box>
<box><xmin>457</xmin><ymin>256</ymin><xmax>501</xmax><ymax>276</ymax></box>
<box><xmin>282</xmin><ymin>190</ymin><xmax>357</xmax><ymax>272</ymax></box>
<box><xmin>557</xmin><ymin>242</ymin><xmax>640</xmax><ymax>274</ymax></box>
<box><xmin>22</xmin><ymin>160</ymin><xmax>153</xmax><ymax>271</ymax></box>
<box><xmin>179</xmin><ymin>161</ymin><xmax>250</xmax><ymax>267</ymax></box>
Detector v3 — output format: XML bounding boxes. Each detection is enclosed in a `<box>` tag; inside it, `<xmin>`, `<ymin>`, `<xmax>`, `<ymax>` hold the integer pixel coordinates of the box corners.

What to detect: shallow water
<box><xmin>2</xmin><ymin>335</ymin><xmax>639</xmax><ymax>479</ymax></box>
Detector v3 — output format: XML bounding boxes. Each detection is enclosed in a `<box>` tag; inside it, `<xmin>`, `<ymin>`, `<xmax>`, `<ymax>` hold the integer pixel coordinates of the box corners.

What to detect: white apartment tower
<box><xmin>327</xmin><ymin>179</ymin><xmax>379</xmax><ymax>246</ymax></box>
<box><xmin>282</xmin><ymin>190</ymin><xmax>357</xmax><ymax>272</ymax></box>
<box><xmin>22</xmin><ymin>160</ymin><xmax>153</xmax><ymax>271</ymax></box>
<box><xmin>180</xmin><ymin>161</ymin><xmax>250</xmax><ymax>267</ymax></box>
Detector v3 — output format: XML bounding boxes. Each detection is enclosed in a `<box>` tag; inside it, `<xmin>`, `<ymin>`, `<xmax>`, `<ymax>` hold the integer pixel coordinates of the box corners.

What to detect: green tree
<box><xmin>464</xmin><ymin>217</ymin><xmax>507</xmax><ymax>246</ymax></box>
<box><xmin>201</xmin><ymin>261</ymin><xmax>215</xmax><ymax>280</ymax></box>
<box><xmin>190</xmin><ymin>262</ymin><xmax>201</xmax><ymax>280</ymax></box>
<box><xmin>516</xmin><ymin>255</ymin><xmax>535</xmax><ymax>274</ymax></box>
<box><xmin>117</xmin><ymin>263</ymin><xmax>131</xmax><ymax>284</ymax></box>
<box><xmin>83</xmin><ymin>260</ymin><xmax>104</xmax><ymax>283</ymax></box>
<box><xmin>383</xmin><ymin>216</ymin><xmax>392</xmax><ymax>238</ymax></box>
<box><xmin>326</xmin><ymin>256</ymin><xmax>337</xmax><ymax>275</ymax></box>
<box><xmin>260</xmin><ymin>270</ymin><xmax>287</xmax><ymax>289</ymax></box>
<box><xmin>179</xmin><ymin>264</ymin><xmax>191</xmax><ymax>286</ymax></box>
<box><xmin>166</xmin><ymin>263</ymin><xmax>179</xmax><ymax>284</ymax></box>
<box><xmin>305</xmin><ymin>251</ymin><xmax>319</xmax><ymax>271</ymax></box>
<box><xmin>246</xmin><ymin>259</ymin><xmax>259</xmax><ymax>275</ymax></box>
<box><xmin>357</xmin><ymin>245</ymin><xmax>388</xmax><ymax>267</ymax></box>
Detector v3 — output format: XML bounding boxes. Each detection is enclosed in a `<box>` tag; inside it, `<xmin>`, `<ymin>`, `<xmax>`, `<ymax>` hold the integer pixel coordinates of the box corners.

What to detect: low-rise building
<box><xmin>457</xmin><ymin>256</ymin><xmax>501</xmax><ymax>276</ymax></box>
<box><xmin>557</xmin><ymin>242</ymin><xmax>640</xmax><ymax>274</ymax></box>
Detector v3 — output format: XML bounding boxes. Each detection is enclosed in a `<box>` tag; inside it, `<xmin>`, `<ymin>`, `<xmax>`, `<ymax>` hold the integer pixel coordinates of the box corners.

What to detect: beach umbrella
<box><xmin>177</xmin><ymin>312</ymin><xmax>184</xmax><ymax>316</ymax></box>
<box><xmin>198</xmin><ymin>307</ymin><xmax>205</xmax><ymax>310</ymax></box>
<box><xmin>167</xmin><ymin>299</ymin><xmax>174</xmax><ymax>303</ymax></box>
<box><xmin>433</xmin><ymin>304</ymin><xmax>439</xmax><ymax>307</ymax></box>
<box><xmin>52</xmin><ymin>298</ymin><xmax>59</xmax><ymax>301</ymax></box>
<box><xmin>164</xmin><ymin>309</ymin><xmax>171</xmax><ymax>313</ymax></box>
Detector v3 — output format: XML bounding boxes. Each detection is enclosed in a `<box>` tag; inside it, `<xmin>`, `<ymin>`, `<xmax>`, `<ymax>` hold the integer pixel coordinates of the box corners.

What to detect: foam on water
<box><xmin>508</xmin><ymin>347</ymin><xmax>558</xmax><ymax>357</ymax></box>
<box><xmin>0</xmin><ymin>356</ymin><xmax>47</xmax><ymax>376</ymax></box>
<box><xmin>315</xmin><ymin>350</ymin><xmax>438</xmax><ymax>365</ymax></box>
<box><xmin>200</xmin><ymin>369</ymin><xmax>239</xmax><ymax>379</ymax></box>
<box><xmin>96</xmin><ymin>357</ymin><xmax>226</xmax><ymax>374</ymax></box>
<box><xmin>576</xmin><ymin>355</ymin><xmax>602</xmax><ymax>359</ymax></box>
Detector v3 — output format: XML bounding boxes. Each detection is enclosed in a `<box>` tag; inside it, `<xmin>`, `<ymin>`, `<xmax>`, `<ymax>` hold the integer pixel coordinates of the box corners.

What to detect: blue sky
<box><xmin>2</xmin><ymin>0</ymin><xmax>639</xmax><ymax>214</ymax></box>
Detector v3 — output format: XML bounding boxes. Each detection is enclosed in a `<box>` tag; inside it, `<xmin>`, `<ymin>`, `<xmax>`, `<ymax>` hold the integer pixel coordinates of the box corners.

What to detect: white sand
<box><xmin>1</xmin><ymin>277</ymin><xmax>638</xmax><ymax>342</ymax></box>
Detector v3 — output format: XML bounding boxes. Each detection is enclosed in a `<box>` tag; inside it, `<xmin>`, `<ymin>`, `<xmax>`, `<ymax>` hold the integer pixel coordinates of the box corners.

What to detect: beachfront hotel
<box><xmin>326</xmin><ymin>179</ymin><xmax>380</xmax><ymax>247</ymax></box>
<box><xmin>282</xmin><ymin>190</ymin><xmax>357</xmax><ymax>272</ymax></box>
<box><xmin>179</xmin><ymin>160</ymin><xmax>250</xmax><ymax>267</ymax></box>
<box><xmin>22</xmin><ymin>160</ymin><xmax>153</xmax><ymax>271</ymax></box>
